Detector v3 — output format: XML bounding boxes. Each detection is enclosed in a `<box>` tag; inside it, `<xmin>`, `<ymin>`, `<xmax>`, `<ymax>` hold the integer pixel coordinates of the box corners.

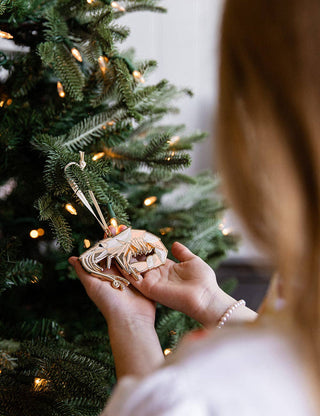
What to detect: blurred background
<box><xmin>121</xmin><ymin>0</ymin><xmax>271</xmax><ymax>308</ymax></box>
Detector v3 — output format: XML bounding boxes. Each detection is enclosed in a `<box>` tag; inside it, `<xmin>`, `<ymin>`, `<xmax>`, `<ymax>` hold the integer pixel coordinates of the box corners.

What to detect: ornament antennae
<box><xmin>64</xmin><ymin>151</ymin><xmax>111</xmax><ymax>236</ymax></box>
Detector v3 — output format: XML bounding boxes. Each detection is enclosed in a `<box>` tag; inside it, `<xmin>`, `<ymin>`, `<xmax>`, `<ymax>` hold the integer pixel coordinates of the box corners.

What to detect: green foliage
<box><xmin>0</xmin><ymin>0</ymin><xmax>237</xmax><ymax>414</ymax></box>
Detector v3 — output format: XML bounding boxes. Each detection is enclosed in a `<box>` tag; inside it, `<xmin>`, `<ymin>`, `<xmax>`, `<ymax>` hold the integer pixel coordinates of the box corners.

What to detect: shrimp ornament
<box><xmin>64</xmin><ymin>152</ymin><xmax>168</xmax><ymax>290</ymax></box>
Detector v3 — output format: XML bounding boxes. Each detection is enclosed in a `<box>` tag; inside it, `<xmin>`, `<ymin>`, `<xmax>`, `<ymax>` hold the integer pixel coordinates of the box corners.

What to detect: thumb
<box><xmin>171</xmin><ymin>242</ymin><xmax>195</xmax><ymax>262</ymax></box>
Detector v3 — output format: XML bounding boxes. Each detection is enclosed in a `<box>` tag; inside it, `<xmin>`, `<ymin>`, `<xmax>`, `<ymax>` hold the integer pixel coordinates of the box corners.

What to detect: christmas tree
<box><xmin>0</xmin><ymin>1</ymin><xmax>236</xmax><ymax>414</ymax></box>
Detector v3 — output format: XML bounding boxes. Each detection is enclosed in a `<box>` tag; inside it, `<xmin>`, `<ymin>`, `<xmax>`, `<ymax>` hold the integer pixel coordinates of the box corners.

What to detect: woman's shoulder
<box><xmin>103</xmin><ymin>326</ymin><xmax>316</xmax><ymax>416</ymax></box>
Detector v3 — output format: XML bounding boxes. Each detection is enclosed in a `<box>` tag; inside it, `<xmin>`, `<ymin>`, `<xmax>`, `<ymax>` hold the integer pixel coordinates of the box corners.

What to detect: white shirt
<box><xmin>102</xmin><ymin>326</ymin><xmax>316</xmax><ymax>415</ymax></box>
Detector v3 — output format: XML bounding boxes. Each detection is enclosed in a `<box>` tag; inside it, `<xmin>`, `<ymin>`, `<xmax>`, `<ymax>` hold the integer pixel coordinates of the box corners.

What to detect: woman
<box><xmin>69</xmin><ymin>0</ymin><xmax>320</xmax><ymax>414</ymax></box>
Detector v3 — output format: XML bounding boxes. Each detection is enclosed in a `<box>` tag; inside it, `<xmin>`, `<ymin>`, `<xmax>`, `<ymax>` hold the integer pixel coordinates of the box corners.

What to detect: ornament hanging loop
<box><xmin>64</xmin><ymin>151</ymin><xmax>112</xmax><ymax>237</ymax></box>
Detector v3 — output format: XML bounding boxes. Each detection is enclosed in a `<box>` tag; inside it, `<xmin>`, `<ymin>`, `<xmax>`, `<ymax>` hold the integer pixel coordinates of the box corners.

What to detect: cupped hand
<box><xmin>122</xmin><ymin>241</ymin><xmax>226</xmax><ymax>327</ymax></box>
<box><xmin>68</xmin><ymin>226</ymin><xmax>156</xmax><ymax>326</ymax></box>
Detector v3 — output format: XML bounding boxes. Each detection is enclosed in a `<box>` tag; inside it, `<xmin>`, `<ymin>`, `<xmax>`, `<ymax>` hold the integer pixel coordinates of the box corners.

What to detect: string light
<box><xmin>92</xmin><ymin>152</ymin><xmax>105</xmax><ymax>161</ymax></box>
<box><xmin>159</xmin><ymin>227</ymin><xmax>173</xmax><ymax>235</ymax></box>
<box><xmin>111</xmin><ymin>1</ymin><xmax>126</xmax><ymax>12</ymax></box>
<box><xmin>110</xmin><ymin>217</ymin><xmax>118</xmax><ymax>229</ymax></box>
<box><xmin>57</xmin><ymin>81</ymin><xmax>65</xmax><ymax>98</ymax></box>
<box><xmin>87</xmin><ymin>0</ymin><xmax>95</xmax><ymax>3</ymax></box>
<box><xmin>98</xmin><ymin>56</ymin><xmax>109</xmax><ymax>74</ymax></box>
<box><xmin>107</xmin><ymin>120</ymin><xmax>115</xmax><ymax>126</ymax></box>
<box><xmin>71</xmin><ymin>47</ymin><xmax>83</xmax><ymax>62</ymax></box>
<box><xmin>34</xmin><ymin>378</ymin><xmax>48</xmax><ymax>389</ymax></box>
<box><xmin>222</xmin><ymin>228</ymin><xmax>232</xmax><ymax>236</ymax></box>
<box><xmin>166</xmin><ymin>151</ymin><xmax>175</xmax><ymax>161</ymax></box>
<box><xmin>168</xmin><ymin>135</ymin><xmax>180</xmax><ymax>145</ymax></box>
<box><xmin>31</xmin><ymin>275</ymin><xmax>39</xmax><ymax>284</ymax></box>
<box><xmin>6</xmin><ymin>98</ymin><xmax>12</xmax><ymax>106</ymax></box>
<box><xmin>29</xmin><ymin>228</ymin><xmax>45</xmax><ymax>239</ymax></box>
<box><xmin>65</xmin><ymin>203</ymin><xmax>77</xmax><ymax>215</ymax></box>
<box><xmin>132</xmin><ymin>70</ymin><xmax>145</xmax><ymax>84</ymax></box>
<box><xmin>144</xmin><ymin>196</ymin><xmax>157</xmax><ymax>207</ymax></box>
<box><xmin>164</xmin><ymin>348</ymin><xmax>172</xmax><ymax>356</ymax></box>
<box><xmin>84</xmin><ymin>239</ymin><xmax>91</xmax><ymax>248</ymax></box>
<box><xmin>30</xmin><ymin>229</ymin><xmax>39</xmax><ymax>239</ymax></box>
<box><xmin>0</xmin><ymin>101</ymin><xmax>4</xmax><ymax>107</ymax></box>
<box><xmin>0</xmin><ymin>30</ymin><xmax>13</xmax><ymax>39</ymax></box>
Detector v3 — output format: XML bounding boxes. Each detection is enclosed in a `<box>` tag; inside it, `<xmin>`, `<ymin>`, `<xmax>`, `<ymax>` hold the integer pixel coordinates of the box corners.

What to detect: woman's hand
<box><xmin>123</xmin><ymin>242</ymin><xmax>257</xmax><ymax>327</ymax></box>
<box><xmin>68</xmin><ymin>225</ymin><xmax>164</xmax><ymax>378</ymax></box>
<box><xmin>68</xmin><ymin>226</ymin><xmax>156</xmax><ymax>326</ymax></box>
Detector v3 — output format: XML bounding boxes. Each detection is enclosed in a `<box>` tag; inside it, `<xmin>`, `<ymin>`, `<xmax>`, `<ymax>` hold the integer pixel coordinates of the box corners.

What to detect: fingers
<box><xmin>68</xmin><ymin>256</ymin><xmax>92</xmax><ymax>286</ymax></box>
<box><xmin>171</xmin><ymin>241</ymin><xmax>195</xmax><ymax>262</ymax></box>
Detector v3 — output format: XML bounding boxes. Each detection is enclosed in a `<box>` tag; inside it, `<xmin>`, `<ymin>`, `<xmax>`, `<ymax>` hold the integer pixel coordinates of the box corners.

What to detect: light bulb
<box><xmin>144</xmin><ymin>196</ymin><xmax>157</xmax><ymax>207</ymax></box>
<box><xmin>71</xmin><ymin>47</ymin><xmax>82</xmax><ymax>62</ymax></box>
<box><xmin>110</xmin><ymin>217</ymin><xmax>118</xmax><ymax>229</ymax></box>
<box><xmin>159</xmin><ymin>227</ymin><xmax>173</xmax><ymax>235</ymax></box>
<box><xmin>111</xmin><ymin>1</ymin><xmax>126</xmax><ymax>12</ymax></box>
<box><xmin>84</xmin><ymin>239</ymin><xmax>91</xmax><ymax>248</ymax></box>
<box><xmin>6</xmin><ymin>98</ymin><xmax>12</xmax><ymax>106</ymax></box>
<box><xmin>164</xmin><ymin>348</ymin><xmax>172</xmax><ymax>356</ymax></box>
<box><xmin>65</xmin><ymin>203</ymin><xmax>77</xmax><ymax>215</ymax></box>
<box><xmin>132</xmin><ymin>70</ymin><xmax>145</xmax><ymax>83</ymax></box>
<box><xmin>166</xmin><ymin>151</ymin><xmax>175</xmax><ymax>161</ymax></box>
<box><xmin>92</xmin><ymin>152</ymin><xmax>105</xmax><ymax>161</ymax></box>
<box><xmin>0</xmin><ymin>30</ymin><xmax>13</xmax><ymax>39</ymax></box>
<box><xmin>34</xmin><ymin>378</ymin><xmax>47</xmax><ymax>388</ymax></box>
<box><xmin>37</xmin><ymin>228</ymin><xmax>45</xmax><ymax>236</ymax></box>
<box><xmin>30</xmin><ymin>229</ymin><xmax>39</xmax><ymax>239</ymax></box>
<box><xmin>98</xmin><ymin>56</ymin><xmax>109</xmax><ymax>74</ymax></box>
<box><xmin>87</xmin><ymin>0</ymin><xmax>95</xmax><ymax>3</ymax></box>
<box><xmin>222</xmin><ymin>227</ymin><xmax>232</xmax><ymax>236</ymax></box>
<box><xmin>57</xmin><ymin>81</ymin><xmax>65</xmax><ymax>98</ymax></box>
<box><xmin>107</xmin><ymin>120</ymin><xmax>115</xmax><ymax>126</ymax></box>
<box><xmin>169</xmin><ymin>135</ymin><xmax>180</xmax><ymax>145</ymax></box>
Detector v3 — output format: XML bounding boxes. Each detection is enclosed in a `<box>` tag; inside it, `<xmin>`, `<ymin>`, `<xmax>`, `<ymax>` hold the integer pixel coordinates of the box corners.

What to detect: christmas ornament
<box><xmin>64</xmin><ymin>152</ymin><xmax>168</xmax><ymax>290</ymax></box>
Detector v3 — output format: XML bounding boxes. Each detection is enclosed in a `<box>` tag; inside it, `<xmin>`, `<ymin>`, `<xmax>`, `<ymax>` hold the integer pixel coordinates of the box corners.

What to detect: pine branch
<box><xmin>0</xmin><ymin>259</ymin><xmax>42</xmax><ymax>294</ymax></box>
<box><xmin>62</xmin><ymin>107</ymin><xmax>126</xmax><ymax>151</ymax></box>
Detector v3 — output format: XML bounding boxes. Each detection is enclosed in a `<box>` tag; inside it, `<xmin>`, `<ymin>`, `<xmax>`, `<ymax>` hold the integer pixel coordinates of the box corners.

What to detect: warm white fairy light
<box><xmin>65</xmin><ymin>203</ymin><xmax>77</xmax><ymax>215</ymax></box>
<box><xmin>57</xmin><ymin>81</ymin><xmax>65</xmax><ymax>98</ymax></box>
<box><xmin>107</xmin><ymin>120</ymin><xmax>115</xmax><ymax>126</ymax></box>
<box><xmin>169</xmin><ymin>135</ymin><xmax>180</xmax><ymax>145</ymax></box>
<box><xmin>30</xmin><ymin>229</ymin><xmax>39</xmax><ymax>239</ymax></box>
<box><xmin>0</xmin><ymin>30</ymin><xmax>13</xmax><ymax>39</ymax></box>
<box><xmin>164</xmin><ymin>348</ymin><xmax>172</xmax><ymax>356</ymax></box>
<box><xmin>71</xmin><ymin>47</ymin><xmax>83</xmax><ymax>62</ymax></box>
<box><xmin>87</xmin><ymin>0</ymin><xmax>95</xmax><ymax>3</ymax></box>
<box><xmin>6</xmin><ymin>98</ymin><xmax>12</xmax><ymax>106</ymax></box>
<box><xmin>111</xmin><ymin>1</ymin><xmax>126</xmax><ymax>12</ymax></box>
<box><xmin>0</xmin><ymin>101</ymin><xmax>4</xmax><ymax>107</ymax></box>
<box><xmin>98</xmin><ymin>56</ymin><xmax>109</xmax><ymax>74</ymax></box>
<box><xmin>166</xmin><ymin>151</ymin><xmax>175</xmax><ymax>161</ymax></box>
<box><xmin>144</xmin><ymin>196</ymin><xmax>157</xmax><ymax>207</ymax></box>
<box><xmin>160</xmin><ymin>227</ymin><xmax>173</xmax><ymax>235</ymax></box>
<box><xmin>110</xmin><ymin>217</ymin><xmax>118</xmax><ymax>229</ymax></box>
<box><xmin>132</xmin><ymin>70</ymin><xmax>145</xmax><ymax>84</ymax></box>
<box><xmin>37</xmin><ymin>228</ymin><xmax>45</xmax><ymax>236</ymax></box>
<box><xmin>84</xmin><ymin>239</ymin><xmax>91</xmax><ymax>248</ymax></box>
<box><xmin>222</xmin><ymin>227</ymin><xmax>232</xmax><ymax>236</ymax></box>
<box><xmin>34</xmin><ymin>377</ymin><xmax>48</xmax><ymax>389</ymax></box>
<box><xmin>92</xmin><ymin>152</ymin><xmax>105</xmax><ymax>161</ymax></box>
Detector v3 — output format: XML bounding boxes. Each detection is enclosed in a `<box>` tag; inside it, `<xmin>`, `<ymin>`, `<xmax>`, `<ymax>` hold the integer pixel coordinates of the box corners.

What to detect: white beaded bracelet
<box><xmin>217</xmin><ymin>299</ymin><xmax>246</xmax><ymax>329</ymax></box>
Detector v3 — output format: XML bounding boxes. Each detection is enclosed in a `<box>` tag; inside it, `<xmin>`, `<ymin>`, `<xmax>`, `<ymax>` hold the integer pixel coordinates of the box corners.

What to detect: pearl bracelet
<box><xmin>217</xmin><ymin>299</ymin><xmax>246</xmax><ymax>329</ymax></box>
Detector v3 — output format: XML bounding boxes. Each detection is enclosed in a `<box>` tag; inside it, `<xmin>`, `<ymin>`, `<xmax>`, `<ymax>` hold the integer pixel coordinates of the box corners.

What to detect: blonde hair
<box><xmin>217</xmin><ymin>0</ymin><xmax>320</xmax><ymax>381</ymax></box>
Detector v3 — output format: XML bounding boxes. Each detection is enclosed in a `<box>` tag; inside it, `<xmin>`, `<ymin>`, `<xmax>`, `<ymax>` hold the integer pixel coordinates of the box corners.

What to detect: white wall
<box><xmin>121</xmin><ymin>0</ymin><xmax>223</xmax><ymax>173</ymax></box>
